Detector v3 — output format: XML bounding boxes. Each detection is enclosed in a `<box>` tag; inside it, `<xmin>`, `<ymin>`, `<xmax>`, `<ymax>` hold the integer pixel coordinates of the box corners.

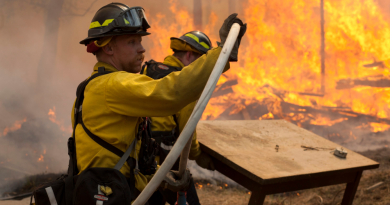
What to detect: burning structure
<box><xmin>0</xmin><ymin>0</ymin><xmax>390</xmax><ymax>198</ymax></box>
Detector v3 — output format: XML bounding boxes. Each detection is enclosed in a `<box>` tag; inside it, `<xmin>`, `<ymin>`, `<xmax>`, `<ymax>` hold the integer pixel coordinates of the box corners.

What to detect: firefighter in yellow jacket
<box><xmin>142</xmin><ymin>31</ymin><xmax>215</xmax><ymax>204</ymax></box>
<box><xmin>71</xmin><ymin>2</ymin><xmax>247</xmax><ymax>204</ymax></box>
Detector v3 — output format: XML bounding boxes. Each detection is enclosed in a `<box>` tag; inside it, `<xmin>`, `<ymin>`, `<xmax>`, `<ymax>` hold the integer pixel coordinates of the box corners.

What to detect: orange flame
<box><xmin>48</xmin><ymin>106</ymin><xmax>72</xmax><ymax>133</ymax></box>
<box><xmin>142</xmin><ymin>0</ymin><xmax>390</xmax><ymax>135</ymax></box>
<box><xmin>146</xmin><ymin>0</ymin><xmax>219</xmax><ymax>62</ymax></box>
<box><xmin>37</xmin><ymin>155</ymin><xmax>44</xmax><ymax>162</ymax></box>
<box><xmin>195</xmin><ymin>183</ymin><xmax>203</xmax><ymax>189</ymax></box>
<box><xmin>368</xmin><ymin>122</ymin><xmax>390</xmax><ymax>132</ymax></box>
<box><xmin>2</xmin><ymin>118</ymin><xmax>27</xmax><ymax>136</ymax></box>
<box><xmin>200</xmin><ymin>0</ymin><xmax>390</xmax><ymax>128</ymax></box>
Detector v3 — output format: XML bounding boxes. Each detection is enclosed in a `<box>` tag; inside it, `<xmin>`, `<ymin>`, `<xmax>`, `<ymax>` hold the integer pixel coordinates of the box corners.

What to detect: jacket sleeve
<box><xmin>176</xmin><ymin>101</ymin><xmax>202</xmax><ymax>160</ymax></box>
<box><xmin>105</xmin><ymin>47</ymin><xmax>229</xmax><ymax>117</ymax></box>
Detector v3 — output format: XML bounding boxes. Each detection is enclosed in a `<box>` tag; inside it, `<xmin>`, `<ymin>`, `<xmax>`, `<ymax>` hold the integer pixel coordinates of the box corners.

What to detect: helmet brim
<box><xmin>80</xmin><ymin>30</ymin><xmax>150</xmax><ymax>45</ymax></box>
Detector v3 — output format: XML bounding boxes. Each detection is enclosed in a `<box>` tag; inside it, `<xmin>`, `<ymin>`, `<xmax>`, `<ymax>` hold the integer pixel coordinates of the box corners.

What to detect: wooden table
<box><xmin>196</xmin><ymin>120</ymin><xmax>379</xmax><ymax>205</ymax></box>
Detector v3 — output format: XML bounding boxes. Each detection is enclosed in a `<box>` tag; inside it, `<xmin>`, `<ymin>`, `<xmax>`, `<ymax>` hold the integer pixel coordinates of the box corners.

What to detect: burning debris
<box><xmin>1</xmin><ymin>118</ymin><xmax>27</xmax><ymax>137</ymax></box>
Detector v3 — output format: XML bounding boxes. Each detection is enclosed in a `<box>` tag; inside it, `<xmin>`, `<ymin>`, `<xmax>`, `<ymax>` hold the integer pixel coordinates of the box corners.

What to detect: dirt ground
<box><xmin>1</xmin><ymin>148</ymin><xmax>390</xmax><ymax>205</ymax></box>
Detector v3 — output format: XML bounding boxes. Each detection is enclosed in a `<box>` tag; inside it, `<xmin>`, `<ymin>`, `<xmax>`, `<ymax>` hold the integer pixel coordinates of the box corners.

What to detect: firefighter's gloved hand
<box><xmin>195</xmin><ymin>152</ymin><xmax>215</xmax><ymax>171</ymax></box>
<box><xmin>160</xmin><ymin>169</ymin><xmax>191</xmax><ymax>192</ymax></box>
<box><xmin>217</xmin><ymin>13</ymin><xmax>247</xmax><ymax>62</ymax></box>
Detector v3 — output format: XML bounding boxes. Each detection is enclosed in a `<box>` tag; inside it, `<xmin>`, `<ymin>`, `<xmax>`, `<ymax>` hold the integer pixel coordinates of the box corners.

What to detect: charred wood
<box><xmin>336</xmin><ymin>78</ymin><xmax>390</xmax><ymax>89</ymax></box>
<box><xmin>212</xmin><ymin>79</ymin><xmax>238</xmax><ymax>98</ymax></box>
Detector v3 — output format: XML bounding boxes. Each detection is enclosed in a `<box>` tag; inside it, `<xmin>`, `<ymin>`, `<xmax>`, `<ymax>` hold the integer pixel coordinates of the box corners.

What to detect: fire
<box><xmin>310</xmin><ymin>117</ymin><xmax>348</xmax><ymax>126</ymax></box>
<box><xmin>142</xmin><ymin>0</ymin><xmax>390</xmax><ymax>141</ymax></box>
<box><xmin>198</xmin><ymin>0</ymin><xmax>390</xmax><ymax>139</ymax></box>
<box><xmin>147</xmin><ymin>0</ymin><xmax>219</xmax><ymax>62</ymax></box>
<box><xmin>48</xmin><ymin>106</ymin><xmax>72</xmax><ymax>133</ymax></box>
<box><xmin>37</xmin><ymin>149</ymin><xmax>46</xmax><ymax>162</ymax></box>
<box><xmin>37</xmin><ymin>155</ymin><xmax>44</xmax><ymax>162</ymax></box>
<box><xmin>1</xmin><ymin>117</ymin><xmax>27</xmax><ymax>137</ymax></box>
<box><xmin>368</xmin><ymin>122</ymin><xmax>390</xmax><ymax>132</ymax></box>
<box><xmin>195</xmin><ymin>183</ymin><xmax>203</xmax><ymax>189</ymax></box>
<box><xmin>204</xmin><ymin>0</ymin><xmax>389</xmax><ymax>118</ymax></box>
<box><xmin>259</xmin><ymin>112</ymin><xmax>274</xmax><ymax>120</ymax></box>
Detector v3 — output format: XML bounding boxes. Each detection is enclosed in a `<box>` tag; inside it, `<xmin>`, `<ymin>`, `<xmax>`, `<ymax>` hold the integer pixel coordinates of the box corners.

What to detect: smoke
<box><xmin>0</xmin><ymin>0</ymin><xmax>242</xmax><ymax>194</ymax></box>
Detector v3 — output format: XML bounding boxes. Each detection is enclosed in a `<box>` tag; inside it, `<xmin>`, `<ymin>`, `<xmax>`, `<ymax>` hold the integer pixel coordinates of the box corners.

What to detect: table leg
<box><xmin>248</xmin><ymin>189</ymin><xmax>266</xmax><ymax>205</ymax></box>
<box><xmin>341</xmin><ymin>171</ymin><xmax>363</xmax><ymax>205</ymax></box>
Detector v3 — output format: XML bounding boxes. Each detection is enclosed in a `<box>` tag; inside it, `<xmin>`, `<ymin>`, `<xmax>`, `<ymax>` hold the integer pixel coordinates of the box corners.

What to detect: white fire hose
<box><xmin>133</xmin><ymin>23</ymin><xmax>241</xmax><ymax>205</ymax></box>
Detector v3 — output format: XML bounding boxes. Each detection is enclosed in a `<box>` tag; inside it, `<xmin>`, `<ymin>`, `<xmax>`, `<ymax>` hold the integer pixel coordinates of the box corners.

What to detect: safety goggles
<box><xmin>90</xmin><ymin>7</ymin><xmax>151</xmax><ymax>36</ymax></box>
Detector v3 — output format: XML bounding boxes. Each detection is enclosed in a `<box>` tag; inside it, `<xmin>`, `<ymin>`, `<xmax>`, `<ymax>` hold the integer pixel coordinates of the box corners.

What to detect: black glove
<box><xmin>160</xmin><ymin>169</ymin><xmax>191</xmax><ymax>192</ymax></box>
<box><xmin>195</xmin><ymin>152</ymin><xmax>215</xmax><ymax>171</ymax></box>
<box><xmin>217</xmin><ymin>13</ymin><xmax>247</xmax><ymax>62</ymax></box>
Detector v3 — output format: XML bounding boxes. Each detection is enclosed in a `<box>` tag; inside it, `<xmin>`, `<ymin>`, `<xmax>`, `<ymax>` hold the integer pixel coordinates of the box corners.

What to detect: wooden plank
<box><xmin>196</xmin><ymin>120</ymin><xmax>379</xmax><ymax>185</ymax></box>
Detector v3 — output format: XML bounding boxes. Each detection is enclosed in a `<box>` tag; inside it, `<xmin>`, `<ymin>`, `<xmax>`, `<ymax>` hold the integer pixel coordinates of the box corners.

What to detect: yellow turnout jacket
<box><xmin>146</xmin><ymin>55</ymin><xmax>202</xmax><ymax>163</ymax></box>
<box><xmin>71</xmin><ymin>47</ymin><xmax>229</xmax><ymax>192</ymax></box>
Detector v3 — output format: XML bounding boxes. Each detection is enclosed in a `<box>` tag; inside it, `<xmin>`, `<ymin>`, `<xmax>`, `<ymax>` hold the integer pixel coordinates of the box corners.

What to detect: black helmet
<box><xmin>80</xmin><ymin>2</ymin><xmax>151</xmax><ymax>45</ymax></box>
<box><xmin>170</xmin><ymin>31</ymin><xmax>212</xmax><ymax>54</ymax></box>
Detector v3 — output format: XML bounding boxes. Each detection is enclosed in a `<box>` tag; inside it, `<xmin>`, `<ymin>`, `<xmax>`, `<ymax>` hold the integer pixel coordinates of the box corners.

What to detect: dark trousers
<box><xmin>148</xmin><ymin>178</ymin><xmax>201</xmax><ymax>205</ymax></box>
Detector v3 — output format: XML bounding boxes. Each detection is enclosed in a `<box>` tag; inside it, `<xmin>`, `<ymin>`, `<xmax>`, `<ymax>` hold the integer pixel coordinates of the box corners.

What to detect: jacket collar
<box><xmin>163</xmin><ymin>55</ymin><xmax>185</xmax><ymax>68</ymax></box>
<box><xmin>92</xmin><ymin>62</ymin><xmax>119</xmax><ymax>74</ymax></box>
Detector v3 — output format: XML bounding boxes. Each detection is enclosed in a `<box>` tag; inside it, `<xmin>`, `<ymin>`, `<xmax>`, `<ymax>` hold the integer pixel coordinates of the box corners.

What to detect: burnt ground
<box><xmin>1</xmin><ymin>148</ymin><xmax>390</xmax><ymax>204</ymax></box>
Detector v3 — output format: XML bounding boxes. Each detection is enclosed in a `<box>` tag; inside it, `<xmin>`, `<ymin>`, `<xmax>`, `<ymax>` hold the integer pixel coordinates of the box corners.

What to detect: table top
<box><xmin>196</xmin><ymin>120</ymin><xmax>379</xmax><ymax>185</ymax></box>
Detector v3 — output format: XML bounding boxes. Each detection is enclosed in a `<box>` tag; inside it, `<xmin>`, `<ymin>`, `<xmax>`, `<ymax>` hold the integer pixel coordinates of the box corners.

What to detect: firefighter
<box><xmin>73</xmin><ymin>1</ymin><xmax>247</xmax><ymax>203</ymax></box>
<box><xmin>142</xmin><ymin>31</ymin><xmax>215</xmax><ymax>205</ymax></box>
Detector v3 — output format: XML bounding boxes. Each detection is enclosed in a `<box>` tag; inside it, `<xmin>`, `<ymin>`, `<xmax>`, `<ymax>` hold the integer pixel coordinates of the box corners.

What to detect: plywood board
<box><xmin>196</xmin><ymin>120</ymin><xmax>379</xmax><ymax>185</ymax></box>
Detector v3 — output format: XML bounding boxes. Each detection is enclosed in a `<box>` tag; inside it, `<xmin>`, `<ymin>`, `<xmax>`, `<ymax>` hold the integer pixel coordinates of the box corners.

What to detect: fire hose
<box><xmin>132</xmin><ymin>23</ymin><xmax>241</xmax><ymax>205</ymax></box>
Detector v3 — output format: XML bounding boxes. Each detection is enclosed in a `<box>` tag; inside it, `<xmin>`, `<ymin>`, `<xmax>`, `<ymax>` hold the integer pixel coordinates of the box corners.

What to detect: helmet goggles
<box><xmin>89</xmin><ymin>6</ymin><xmax>150</xmax><ymax>37</ymax></box>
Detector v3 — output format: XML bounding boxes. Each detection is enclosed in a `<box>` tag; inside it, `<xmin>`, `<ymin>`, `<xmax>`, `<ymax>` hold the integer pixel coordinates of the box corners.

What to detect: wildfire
<box><xmin>142</xmin><ymin>0</ymin><xmax>390</xmax><ymax>142</ymax></box>
<box><xmin>1</xmin><ymin>117</ymin><xmax>27</xmax><ymax>137</ymax></box>
<box><xmin>48</xmin><ymin>106</ymin><xmax>72</xmax><ymax>134</ymax></box>
<box><xmin>203</xmin><ymin>0</ymin><xmax>390</xmax><ymax>121</ymax></box>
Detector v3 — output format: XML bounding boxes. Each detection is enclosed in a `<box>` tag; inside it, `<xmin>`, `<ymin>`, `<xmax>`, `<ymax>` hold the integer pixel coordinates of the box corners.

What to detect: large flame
<box><xmin>200</xmin><ymin>0</ymin><xmax>390</xmax><ymax>133</ymax></box>
<box><xmin>144</xmin><ymin>0</ymin><xmax>390</xmax><ymax>138</ymax></box>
